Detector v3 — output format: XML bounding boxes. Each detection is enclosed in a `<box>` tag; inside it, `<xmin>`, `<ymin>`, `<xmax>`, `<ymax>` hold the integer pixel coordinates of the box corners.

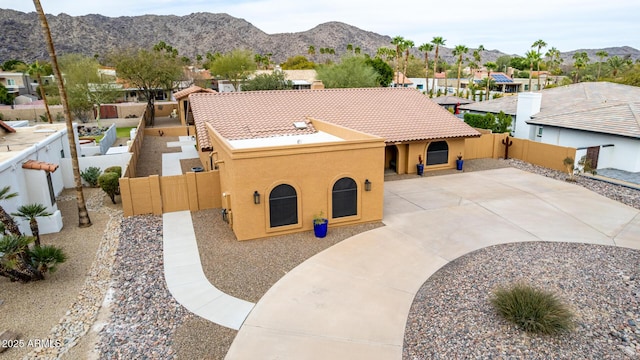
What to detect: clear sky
<box><xmin>2</xmin><ymin>0</ymin><xmax>638</xmax><ymax>55</ymax></box>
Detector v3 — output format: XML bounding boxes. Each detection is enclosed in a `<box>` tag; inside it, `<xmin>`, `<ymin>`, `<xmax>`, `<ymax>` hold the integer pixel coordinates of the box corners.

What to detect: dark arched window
<box><xmin>269</xmin><ymin>184</ymin><xmax>298</xmax><ymax>227</ymax></box>
<box><xmin>426</xmin><ymin>141</ymin><xmax>449</xmax><ymax>165</ymax></box>
<box><xmin>332</xmin><ymin>177</ymin><xmax>357</xmax><ymax>218</ymax></box>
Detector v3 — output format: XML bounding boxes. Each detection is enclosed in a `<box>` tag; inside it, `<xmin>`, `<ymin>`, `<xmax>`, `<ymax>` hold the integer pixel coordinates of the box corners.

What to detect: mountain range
<box><xmin>1</xmin><ymin>9</ymin><xmax>638</xmax><ymax>67</ymax></box>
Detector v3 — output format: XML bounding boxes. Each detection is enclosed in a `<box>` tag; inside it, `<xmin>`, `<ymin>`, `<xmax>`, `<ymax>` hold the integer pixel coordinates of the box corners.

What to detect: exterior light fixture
<box><xmin>364</xmin><ymin>179</ymin><xmax>372</xmax><ymax>192</ymax></box>
<box><xmin>253</xmin><ymin>191</ymin><xmax>261</xmax><ymax>204</ymax></box>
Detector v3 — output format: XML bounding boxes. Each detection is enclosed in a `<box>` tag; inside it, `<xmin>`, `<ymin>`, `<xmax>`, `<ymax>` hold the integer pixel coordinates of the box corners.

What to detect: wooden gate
<box><xmin>586</xmin><ymin>146</ymin><xmax>600</xmax><ymax>168</ymax></box>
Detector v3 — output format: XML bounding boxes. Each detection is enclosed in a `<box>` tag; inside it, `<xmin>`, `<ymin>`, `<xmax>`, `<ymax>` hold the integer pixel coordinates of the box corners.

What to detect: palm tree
<box><xmin>453</xmin><ymin>45</ymin><xmax>469</xmax><ymax>96</ymax></box>
<box><xmin>391</xmin><ymin>36</ymin><xmax>405</xmax><ymax>87</ymax></box>
<box><xmin>484</xmin><ymin>62</ymin><xmax>498</xmax><ymax>101</ymax></box>
<box><xmin>12</xmin><ymin>204</ymin><xmax>51</xmax><ymax>247</ymax></box>
<box><xmin>607</xmin><ymin>55</ymin><xmax>628</xmax><ymax>77</ymax></box>
<box><xmin>33</xmin><ymin>0</ymin><xmax>92</xmax><ymax>228</ymax></box>
<box><xmin>431</xmin><ymin>36</ymin><xmax>446</xmax><ymax>93</ymax></box>
<box><xmin>402</xmin><ymin>39</ymin><xmax>414</xmax><ymax>87</ymax></box>
<box><xmin>596</xmin><ymin>50</ymin><xmax>609</xmax><ymax>80</ymax></box>
<box><xmin>418</xmin><ymin>43</ymin><xmax>434</xmax><ymax>93</ymax></box>
<box><xmin>545</xmin><ymin>47</ymin><xmax>563</xmax><ymax>85</ymax></box>
<box><xmin>525</xmin><ymin>50</ymin><xmax>541</xmax><ymax>91</ymax></box>
<box><xmin>572</xmin><ymin>51</ymin><xmax>590</xmax><ymax>83</ymax></box>
<box><xmin>0</xmin><ymin>186</ymin><xmax>21</xmax><ymax>236</ymax></box>
<box><xmin>18</xmin><ymin>61</ymin><xmax>53</xmax><ymax>123</ymax></box>
<box><xmin>531</xmin><ymin>39</ymin><xmax>547</xmax><ymax>90</ymax></box>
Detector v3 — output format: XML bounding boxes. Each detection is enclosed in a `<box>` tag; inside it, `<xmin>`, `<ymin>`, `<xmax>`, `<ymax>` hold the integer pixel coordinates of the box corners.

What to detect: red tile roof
<box><xmin>173</xmin><ymin>85</ymin><xmax>216</xmax><ymax>100</ymax></box>
<box><xmin>22</xmin><ymin>160</ymin><xmax>59</xmax><ymax>172</ymax></box>
<box><xmin>189</xmin><ymin>87</ymin><xmax>480</xmax><ymax>150</ymax></box>
<box><xmin>0</xmin><ymin>119</ymin><xmax>15</xmax><ymax>133</ymax></box>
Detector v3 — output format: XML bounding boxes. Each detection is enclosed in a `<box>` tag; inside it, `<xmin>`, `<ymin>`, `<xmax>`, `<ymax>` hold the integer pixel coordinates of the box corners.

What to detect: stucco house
<box><xmin>187</xmin><ymin>87</ymin><xmax>479</xmax><ymax>240</ymax></box>
<box><xmin>460</xmin><ymin>82</ymin><xmax>640</xmax><ymax>172</ymax></box>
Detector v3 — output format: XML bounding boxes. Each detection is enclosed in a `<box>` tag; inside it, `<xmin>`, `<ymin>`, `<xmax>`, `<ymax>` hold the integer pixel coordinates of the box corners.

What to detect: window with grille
<box><xmin>426</xmin><ymin>141</ymin><xmax>449</xmax><ymax>165</ymax></box>
<box><xmin>269</xmin><ymin>184</ymin><xmax>298</xmax><ymax>227</ymax></box>
<box><xmin>332</xmin><ymin>177</ymin><xmax>357</xmax><ymax>218</ymax></box>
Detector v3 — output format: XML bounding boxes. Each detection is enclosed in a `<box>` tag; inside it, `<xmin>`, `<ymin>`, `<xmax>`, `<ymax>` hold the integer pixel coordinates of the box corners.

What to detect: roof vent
<box><xmin>293</xmin><ymin>121</ymin><xmax>307</xmax><ymax>130</ymax></box>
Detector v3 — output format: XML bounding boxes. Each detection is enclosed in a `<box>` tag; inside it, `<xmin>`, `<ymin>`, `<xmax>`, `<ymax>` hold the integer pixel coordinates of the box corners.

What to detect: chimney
<box><xmin>514</xmin><ymin>92</ymin><xmax>542</xmax><ymax>140</ymax></box>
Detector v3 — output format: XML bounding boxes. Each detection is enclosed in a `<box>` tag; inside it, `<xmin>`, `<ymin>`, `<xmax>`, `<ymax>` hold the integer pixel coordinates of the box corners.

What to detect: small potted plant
<box><xmin>417</xmin><ymin>155</ymin><xmax>424</xmax><ymax>176</ymax></box>
<box><xmin>313</xmin><ymin>211</ymin><xmax>328</xmax><ymax>238</ymax></box>
<box><xmin>456</xmin><ymin>153</ymin><xmax>464</xmax><ymax>171</ymax></box>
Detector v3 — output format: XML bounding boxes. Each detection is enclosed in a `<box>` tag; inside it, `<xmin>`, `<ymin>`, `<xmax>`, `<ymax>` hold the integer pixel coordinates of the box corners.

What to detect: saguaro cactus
<box><xmin>502</xmin><ymin>136</ymin><xmax>513</xmax><ymax>159</ymax></box>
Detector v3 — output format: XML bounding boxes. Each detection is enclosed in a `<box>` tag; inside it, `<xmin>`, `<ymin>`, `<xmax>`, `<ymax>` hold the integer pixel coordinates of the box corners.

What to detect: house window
<box><xmin>332</xmin><ymin>177</ymin><xmax>357</xmax><ymax>218</ymax></box>
<box><xmin>426</xmin><ymin>141</ymin><xmax>449</xmax><ymax>165</ymax></box>
<box><xmin>46</xmin><ymin>172</ymin><xmax>56</xmax><ymax>206</ymax></box>
<box><xmin>537</xmin><ymin>127</ymin><xmax>543</xmax><ymax>137</ymax></box>
<box><xmin>6</xmin><ymin>79</ymin><xmax>15</xmax><ymax>86</ymax></box>
<box><xmin>269</xmin><ymin>184</ymin><xmax>298</xmax><ymax>227</ymax></box>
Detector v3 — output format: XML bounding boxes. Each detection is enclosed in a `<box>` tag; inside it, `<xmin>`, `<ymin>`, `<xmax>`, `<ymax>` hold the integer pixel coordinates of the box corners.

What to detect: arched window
<box><xmin>269</xmin><ymin>184</ymin><xmax>298</xmax><ymax>227</ymax></box>
<box><xmin>426</xmin><ymin>141</ymin><xmax>449</xmax><ymax>165</ymax></box>
<box><xmin>332</xmin><ymin>177</ymin><xmax>357</xmax><ymax>218</ymax></box>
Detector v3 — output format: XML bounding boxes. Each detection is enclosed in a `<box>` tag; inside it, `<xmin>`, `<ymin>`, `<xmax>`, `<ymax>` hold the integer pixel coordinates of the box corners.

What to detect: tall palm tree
<box><xmin>391</xmin><ymin>36</ymin><xmax>405</xmax><ymax>87</ymax></box>
<box><xmin>12</xmin><ymin>204</ymin><xmax>51</xmax><ymax>247</ymax></box>
<box><xmin>453</xmin><ymin>45</ymin><xmax>469</xmax><ymax>96</ymax></box>
<box><xmin>572</xmin><ymin>51</ymin><xmax>590</xmax><ymax>83</ymax></box>
<box><xmin>18</xmin><ymin>61</ymin><xmax>53</xmax><ymax>123</ymax></box>
<box><xmin>418</xmin><ymin>43</ymin><xmax>434</xmax><ymax>93</ymax></box>
<box><xmin>596</xmin><ymin>50</ymin><xmax>609</xmax><ymax>80</ymax></box>
<box><xmin>525</xmin><ymin>50</ymin><xmax>541</xmax><ymax>91</ymax></box>
<box><xmin>33</xmin><ymin>0</ymin><xmax>92</xmax><ymax>228</ymax></box>
<box><xmin>0</xmin><ymin>186</ymin><xmax>21</xmax><ymax>236</ymax></box>
<box><xmin>402</xmin><ymin>39</ymin><xmax>414</xmax><ymax>87</ymax></box>
<box><xmin>484</xmin><ymin>62</ymin><xmax>498</xmax><ymax>101</ymax></box>
<box><xmin>431</xmin><ymin>36</ymin><xmax>446</xmax><ymax>93</ymax></box>
<box><xmin>531</xmin><ymin>40</ymin><xmax>547</xmax><ymax>90</ymax></box>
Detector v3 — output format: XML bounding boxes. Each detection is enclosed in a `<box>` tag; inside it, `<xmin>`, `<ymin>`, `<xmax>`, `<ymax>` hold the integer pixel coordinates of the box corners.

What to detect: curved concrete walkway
<box><xmin>225</xmin><ymin>168</ymin><xmax>640</xmax><ymax>359</ymax></box>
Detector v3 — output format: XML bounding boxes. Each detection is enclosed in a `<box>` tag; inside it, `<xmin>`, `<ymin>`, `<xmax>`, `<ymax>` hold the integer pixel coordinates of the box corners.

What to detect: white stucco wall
<box><xmin>540</xmin><ymin>127</ymin><xmax>640</xmax><ymax>172</ymax></box>
<box><xmin>60</xmin><ymin>152</ymin><xmax>132</xmax><ymax>188</ymax></box>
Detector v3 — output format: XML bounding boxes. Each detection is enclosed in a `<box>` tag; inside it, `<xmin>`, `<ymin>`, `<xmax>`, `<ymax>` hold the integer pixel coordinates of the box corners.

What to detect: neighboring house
<box><xmin>431</xmin><ymin>96</ymin><xmax>474</xmax><ymax>115</ymax></box>
<box><xmin>391</xmin><ymin>72</ymin><xmax>413</xmax><ymax>88</ymax></box>
<box><xmin>173</xmin><ymin>85</ymin><xmax>217</xmax><ymax>126</ymax></box>
<box><xmin>252</xmin><ymin>68</ymin><xmax>322</xmax><ymax>90</ymax></box>
<box><xmin>187</xmin><ymin>87</ymin><xmax>480</xmax><ymax>240</ymax></box>
<box><xmin>0</xmin><ymin>120</ymin><xmax>70</xmax><ymax>235</ymax></box>
<box><xmin>460</xmin><ymin>82</ymin><xmax>640</xmax><ymax>172</ymax></box>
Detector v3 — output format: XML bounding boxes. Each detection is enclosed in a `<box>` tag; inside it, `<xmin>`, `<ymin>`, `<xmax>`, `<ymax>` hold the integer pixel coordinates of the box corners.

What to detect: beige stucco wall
<box><xmin>207</xmin><ymin>121</ymin><xmax>385</xmax><ymax>241</ymax></box>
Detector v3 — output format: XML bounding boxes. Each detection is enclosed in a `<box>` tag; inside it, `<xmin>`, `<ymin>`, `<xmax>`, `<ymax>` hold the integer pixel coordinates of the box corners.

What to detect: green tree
<box><xmin>531</xmin><ymin>39</ymin><xmax>547</xmax><ymax>90</ymax></box>
<box><xmin>110</xmin><ymin>48</ymin><xmax>183</xmax><ymax>126</ymax></box>
<box><xmin>17</xmin><ymin>61</ymin><xmax>54</xmax><ymax>123</ymax></box>
<box><xmin>34</xmin><ymin>0</ymin><xmax>92</xmax><ymax>229</ymax></box>
<box><xmin>495</xmin><ymin>55</ymin><xmax>511</xmax><ymax>74</ymax></box>
<box><xmin>207</xmin><ymin>49</ymin><xmax>255</xmax><ymax>93</ymax></box>
<box><xmin>316</xmin><ymin>55</ymin><xmax>378</xmax><ymax>88</ymax></box>
<box><xmin>525</xmin><ymin>50</ymin><xmax>541</xmax><ymax>91</ymax></box>
<box><xmin>431</xmin><ymin>36</ymin><xmax>446</xmax><ymax>92</ymax></box>
<box><xmin>453</xmin><ymin>45</ymin><xmax>469</xmax><ymax>96</ymax></box>
<box><xmin>0</xmin><ymin>83</ymin><xmax>12</xmax><ymax>105</ymax></box>
<box><xmin>60</xmin><ymin>54</ymin><xmax>120</xmax><ymax>124</ymax></box>
<box><xmin>484</xmin><ymin>62</ymin><xmax>498</xmax><ymax>100</ymax></box>
<box><xmin>607</xmin><ymin>55</ymin><xmax>631</xmax><ymax>77</ymax></box>
<box><xmin>545</xmin><ymin>47</ymin><xmax>563</xmax><ymax>85</ymax></box>
<box><xmin>12</xmin><ymin>204</ymin><xmax>51</xmax><ymax>247</ymax></box>
<box><xmin>242</xmin><ymin>71</ymin><xmax>293</xmax><ymax>91</ymax></box>
<box><xmin>391</xmin><ymin>36</ymin><xmax>406</xmax><ymax>86</ymax></box>
<box><xmin>308</xmin><ymin>45</ymin><xmax>315</xmax><ymax>57</ymax></box>
<box><xmin>98</xmin><ymin>172</ymin><xmax>120</xmax><ymax>204</ymax></box>
<box><xmin>595</xmin><ymin>50</ymin><xmax>609</xmax><ymax>80</ymax></box>
<box><xmin>418</xmin><ymin>43</ymin><xmax>434</xmax><ymax>92</ymax></box>
<box><xmin>346</xmin><ymin>44</ymin><xmax>353</xmax><ymax>53</ymax></box>
<box><xmin>365</xmin><ymin>57</ymin><xmax>394</xmax><ymax>87</ymax></box>
<box><xmin>1</xmin><ymin>60</ymin><xmax>26</xmax><ymax>71</ymax></box>
<box><xmin>572</xmin><ymin>51</ymin><xmax>590</xmax><ymax>82</ymax></box>
<box><xmin>281</xmin><ymin>55</ymin><xmax>315</xmax><ymax>70</ymax></box>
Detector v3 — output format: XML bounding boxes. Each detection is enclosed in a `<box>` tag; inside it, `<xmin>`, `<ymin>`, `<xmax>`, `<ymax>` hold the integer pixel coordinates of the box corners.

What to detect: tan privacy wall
<box><xmin>119</xmin><ymin>171</ymin><xmax>221</xmax><ymax>217</ymax></box>
<box><xmin>465</xmin><ymin>133</ymin><xmax>576</xmax><ymax>172</ymax></box>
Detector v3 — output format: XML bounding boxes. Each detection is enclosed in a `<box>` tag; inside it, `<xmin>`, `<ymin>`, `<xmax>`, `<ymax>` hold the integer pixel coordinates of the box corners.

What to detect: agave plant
<box><xmin>30</xmin><ymin>245</ymin><xmax>67</xmax><ymax>274</ymax></box>
<box><xmin>0</xmin><ymin>234</ymin><xmax>66</xmax><ymax>282</ymax></box>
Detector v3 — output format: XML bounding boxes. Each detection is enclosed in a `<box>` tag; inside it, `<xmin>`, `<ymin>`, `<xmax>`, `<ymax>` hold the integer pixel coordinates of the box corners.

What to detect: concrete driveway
<box><xmin>225</xmin><ymin>168</ymin><xmax>640</xmax><ymax>359</ymax></box>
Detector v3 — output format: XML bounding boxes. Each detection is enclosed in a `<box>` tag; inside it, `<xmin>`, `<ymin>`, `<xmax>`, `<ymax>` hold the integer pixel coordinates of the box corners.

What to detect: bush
<box><xmin>80</xmin><ymin>166</ymin><xmax>101</xmax><ymax>187</ymax></box>
<box><xmin>103</xmin><ymin>166</ymin><xmax>122</xmax><ymax>178</ymax></box>
<box><xmin>98</xmin><ymin>171</ymin><xmax>120</xmax><ymax>204</ymax></box>
<box><xmin>490</xmin><ymin>282</ymin><xmax>574</xmax><ymax>335</ymax></box>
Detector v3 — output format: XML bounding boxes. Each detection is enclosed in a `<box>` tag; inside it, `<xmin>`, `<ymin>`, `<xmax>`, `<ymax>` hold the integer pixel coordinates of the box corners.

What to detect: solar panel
<box><xmin>491</xmin><ymin>74</ymin><xmax>513</xmax><ymax>83</ymax></box>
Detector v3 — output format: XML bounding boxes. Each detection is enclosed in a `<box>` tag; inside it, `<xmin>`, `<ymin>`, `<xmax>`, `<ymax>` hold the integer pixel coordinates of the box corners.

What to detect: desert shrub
<box><xmin>103</xmin><ymin>166</ymin><xmax>122</xmax><ymax>178</ymax></box>
<box><xmin>98</xmin><ymin>171</ymin><xmax>120</xmax><ymax>204</ymax></box>
<box><xmin>490</xmin><ymin>282</ymin><xmax>574</xmax><ymax>335</ymax></box>
<box><xmin>80</xmin><ymin>166</ymin><xmax>101</xmax><ymax>187</ymax></box>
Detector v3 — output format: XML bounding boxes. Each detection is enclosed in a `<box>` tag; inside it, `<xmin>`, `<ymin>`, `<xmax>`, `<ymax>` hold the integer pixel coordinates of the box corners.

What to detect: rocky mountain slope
<box><xmin>1</xmin><ymin>9</ymin><xmax>637</xmax><ymax>66</ymax></box>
